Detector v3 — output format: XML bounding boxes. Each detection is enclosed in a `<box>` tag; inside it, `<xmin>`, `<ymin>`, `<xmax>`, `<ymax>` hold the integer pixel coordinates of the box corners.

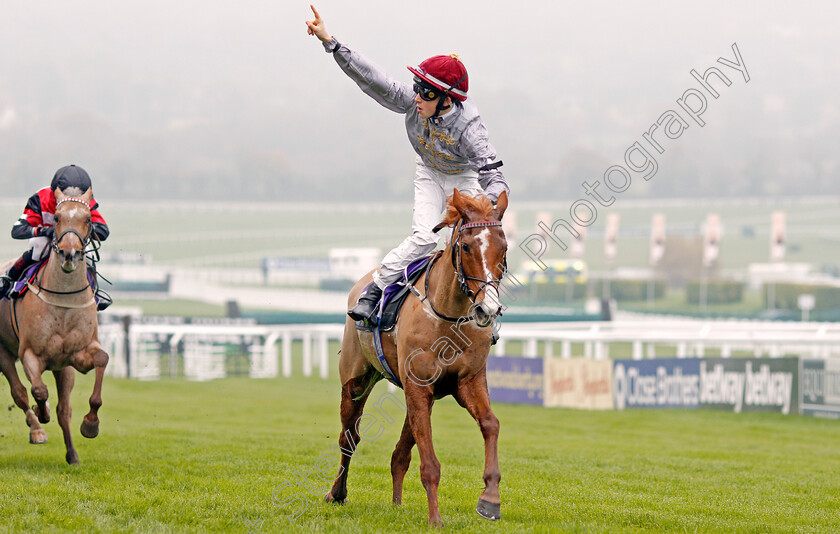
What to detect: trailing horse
<box><xmin>0</xmin><ymin>187</ymin><xmax>109</xmax><ymax>464</ymax></box>
<box><xmin>327</xmin><ymin>190</ymin><xmax>508</xmax><ymax>526</ymax></box>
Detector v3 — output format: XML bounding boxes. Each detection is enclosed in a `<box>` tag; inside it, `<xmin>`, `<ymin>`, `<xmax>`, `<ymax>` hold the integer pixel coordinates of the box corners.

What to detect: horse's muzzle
<box><xmin>58</xmin><ymin>249</ymin><xmax>84</xmax><ymax>273</ymax></box>
<box><xmin>475</xmin><ymin>286</ymin><xmax>502</xmax><ymax>328</ymax></box>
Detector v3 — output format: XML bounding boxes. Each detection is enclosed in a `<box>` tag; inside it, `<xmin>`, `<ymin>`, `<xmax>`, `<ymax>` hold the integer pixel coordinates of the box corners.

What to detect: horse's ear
<box><xmin>81</xmin><ymin>188</ymin><xmax>93</xmax><ymax>202</ymax></box>
<box><xmin>452</xmin><ymin>188</ymin><xmax>478</xmax><ymax>221</ymax></box>
<box><xmin>54</xmin><ymin>188</ymin><xmax>66</xmax><ymax>202</ymax></box>
<box><xmin>493</xmin><ymin>191</ymin><xmax>508</xmax><ymax>220</ymax></box>
<box><xmin>451</xmin><ymin>189</ymin><xmax>465</xmax><ymax>212</ymax></box>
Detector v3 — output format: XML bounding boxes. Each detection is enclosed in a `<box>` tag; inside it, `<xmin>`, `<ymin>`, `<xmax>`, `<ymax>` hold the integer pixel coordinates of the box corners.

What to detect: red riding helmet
<box><xmin>407</xmin><ymin>54</ymin><xmax>469</xmax><ymax>102</ymax></box>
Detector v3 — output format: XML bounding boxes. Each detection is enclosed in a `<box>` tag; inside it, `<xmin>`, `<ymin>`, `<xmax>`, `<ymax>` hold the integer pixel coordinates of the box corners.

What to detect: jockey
<box><xmin>306</xmin><ymin>5</ymin><xmax>509</xmax><ymax>322</ymax></box>
<box><xmin>0</xmin><ymin>165</ymin><xmax>110</xmax><ymax>298</ymax></box>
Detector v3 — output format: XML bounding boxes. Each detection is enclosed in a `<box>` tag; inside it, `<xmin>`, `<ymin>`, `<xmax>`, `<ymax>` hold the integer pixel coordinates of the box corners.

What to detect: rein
<box><xmin>32</xmin><ymin>196</ymin><xmax>96</xmax><ymax>307</ymax></box>
<box><xmin>409</xmin><ymin>220</ymin><xmax>506</xmax><ymax>324</ymax></box>
<box><xmin>450</xmin><ymin>220</ymin><xmax>506</xmax><ymax>300</ymax></box>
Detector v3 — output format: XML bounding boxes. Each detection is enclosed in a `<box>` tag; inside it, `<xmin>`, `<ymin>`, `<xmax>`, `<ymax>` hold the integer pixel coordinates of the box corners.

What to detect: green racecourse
<box><xmin>2</xmin><ymin>368</ymin><xmax>839</xmax><ymax>533</ymax></box>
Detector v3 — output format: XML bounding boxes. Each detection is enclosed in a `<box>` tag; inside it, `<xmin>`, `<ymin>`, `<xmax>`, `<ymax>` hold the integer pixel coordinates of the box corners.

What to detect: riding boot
<box><xmin>348</xmin><ymin>283</ymin><xmax>383</xmax><ymax>322</ymax></box>
<box><xmin>2</xmin><ymin>254</ymin><xmax>32</xmax><ymax>298</ymax></box>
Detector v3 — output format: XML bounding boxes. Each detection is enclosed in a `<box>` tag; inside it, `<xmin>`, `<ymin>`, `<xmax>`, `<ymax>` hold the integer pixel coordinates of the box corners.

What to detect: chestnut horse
<box><xmin>327</xmin><ymin>190</ymin><xmax>508</xmax><ymax>526</ymax></box>
<box><xmin>0</xmin><ymin>187</ymin><xmax>109</xmax><ymax>464</ymax></box>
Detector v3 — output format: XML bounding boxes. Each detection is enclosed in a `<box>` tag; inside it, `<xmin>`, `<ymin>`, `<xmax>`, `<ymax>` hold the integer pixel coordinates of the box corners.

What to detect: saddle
<box><xmin>354</xmin><ymin>254</ymin><xmax>434</xmax><ymax>332</ymax></box>
<box><xmin>6</xmin><ymin>259</ymin><xmax>111</xmax><ymax>311</ymax></box>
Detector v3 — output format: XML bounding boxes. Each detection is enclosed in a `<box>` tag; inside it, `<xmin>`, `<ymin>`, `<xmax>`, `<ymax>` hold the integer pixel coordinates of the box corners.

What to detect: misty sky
<box><xmin>1</xmin><ymin>1</ymin><xmax>838</xmax><ymax>201</ymax></box>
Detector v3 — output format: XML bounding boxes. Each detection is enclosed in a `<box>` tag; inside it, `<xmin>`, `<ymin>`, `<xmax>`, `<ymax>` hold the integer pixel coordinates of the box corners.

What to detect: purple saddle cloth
<box><xmin>354</xmin><ymin>255</ymin><xmax>433</xmax><ymax>332</ymax></box>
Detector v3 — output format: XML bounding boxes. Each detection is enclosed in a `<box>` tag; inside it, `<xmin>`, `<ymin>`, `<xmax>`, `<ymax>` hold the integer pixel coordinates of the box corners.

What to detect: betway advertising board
<box><xmin>800</xmin><ymin>359</ymin><xmax>840</xmax><ymax>419</ymax></box>
<box><xmin>613</xmin><ymin>358</ymin><xmax>799</xmax><ymax>414</ymax></box>
<box><xmin>699</xmin><ymin>358</ymin><xmax>798</xmax><ymax>415</ymax></box>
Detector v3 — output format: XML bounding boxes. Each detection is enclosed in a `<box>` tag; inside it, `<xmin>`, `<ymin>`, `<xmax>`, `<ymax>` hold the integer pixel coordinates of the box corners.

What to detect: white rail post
<box><xmin>302</xmin><ymin>330</ymin><xmax>312</xmax><ymax>377</ymax></box>
<box><xmin>318</xmin><ymin>331</ymin><xmax>329</xmax><ymax>379</ymax></box>
<box><xmin>282</xmin><ymin>331</ymin><xmax>292</xmax><ymax>377</ymax></box>
<box><xmin>525</xmin><ymin>338</ymin><xmax>538</xmax><ymax>357</ymax></box>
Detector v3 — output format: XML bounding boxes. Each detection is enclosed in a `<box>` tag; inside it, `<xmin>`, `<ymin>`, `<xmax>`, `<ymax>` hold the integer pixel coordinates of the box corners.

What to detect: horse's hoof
<box><xmin>476</xmin><ymin>498</ymin><xmax>501</xmax><ymax>520</ymax></box>
<box><xmin>324</xmin><ymin>491</ymin><xmax>345</xmax><ymax>504</ymax></box>
<box><xmin>33</xmin><ymin>402</ymin><xmax>50</xmax><ymax>424</ymax></box>
<box><xmin>29</xmin><ymin>429</ymin><xmax>48</xmax><ymax>444</ymax></box>
<box><xmin>428</xmin><ymin>517</ymin><xmax>444</xmax><ymax>528</ymax></box>
<box><xmin>80</xmin><ymin>418</ymin><xmax>99</xmax><ymax>439</ymax></box>
<box><xmin>66</xmin><ymin>449</ymin><xmax>80</xmax><ymax>465</ymax></box>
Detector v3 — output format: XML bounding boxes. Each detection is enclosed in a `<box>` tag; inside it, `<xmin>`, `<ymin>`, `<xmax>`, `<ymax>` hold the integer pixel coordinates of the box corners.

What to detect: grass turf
<box><xmin>1</xmin><ymin>371</ymin><xmax>839</xmax><ymax>533</ymax></box>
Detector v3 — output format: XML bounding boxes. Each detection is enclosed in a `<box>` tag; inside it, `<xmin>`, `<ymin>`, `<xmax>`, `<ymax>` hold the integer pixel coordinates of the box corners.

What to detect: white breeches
<box><xmin>30</xmin><ymin>236</ymin><xmax>50</xmax><ymax>261</ymax></box>
<box><xmin>373</xmin><ymin>159</ymin><xmax>483</xmax><ymax>289</ymax></box>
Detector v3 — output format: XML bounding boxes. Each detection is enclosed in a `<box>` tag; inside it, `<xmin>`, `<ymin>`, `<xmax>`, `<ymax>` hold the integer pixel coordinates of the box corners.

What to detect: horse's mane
<box><xmin>439</xmin><ymin>193</ymin><xmax>496</xmax><ymax>228</ymax></box>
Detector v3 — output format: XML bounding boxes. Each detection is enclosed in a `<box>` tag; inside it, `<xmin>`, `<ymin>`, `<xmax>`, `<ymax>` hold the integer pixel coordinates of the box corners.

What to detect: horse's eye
<box><xmin>54</xmin><ymin>214</ymin><xmax>61</xmax><ymax>224</ymax></box>
<box><xmin>86</xmin><ymin>216</ymin><xmax>91</xmax><ymax>224</ymax></box>
<box><xmin>461</xmin><ymin>243</ymin><xmax>470</xmax><ymax>253</ymax></box>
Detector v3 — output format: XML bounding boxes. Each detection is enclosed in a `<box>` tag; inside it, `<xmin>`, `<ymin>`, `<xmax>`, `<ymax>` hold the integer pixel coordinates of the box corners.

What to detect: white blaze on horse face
<box><xmin>475</xmin><ymin>229</ymin><xmax>501</xmax><ymax>315</ymax></box>
<box><xmin>55</xmin><ymin>203</ymin><xmax>87</xmax><ymax>272</ymax></box>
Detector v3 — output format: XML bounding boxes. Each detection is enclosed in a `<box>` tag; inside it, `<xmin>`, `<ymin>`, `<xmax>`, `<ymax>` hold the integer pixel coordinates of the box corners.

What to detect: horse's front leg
<box><xmin>454</xmin><ymin>373</ymin><xmax>501</xmax><ymax>520</ymax></box>
<box><xmin>53</xmin><ymin>367</ymin><xmax>79</xmax><ymax>464</ymax></box>
<box><xmin>390</xmin><ymin>413</ymin><xmax>415</xmax><ymax>505</ymax></box>
<box><xmin>403</xmin><ymin>381</ymin><xmax>442</xmax><ymax>527</ymax></box>
<box><xmin>72</xmin><ymin>342</ymin><xmax>109</xmax><ymax>438</ymax></box>
<box><xmin>20</xmin><ymin>348</ymin><xmax>50</xmax><ymax>425</ymax></box>
<box><xmin>0</xmin><ymin>348</ymin><xmax>47</xmax><ymax>444</ymax></box>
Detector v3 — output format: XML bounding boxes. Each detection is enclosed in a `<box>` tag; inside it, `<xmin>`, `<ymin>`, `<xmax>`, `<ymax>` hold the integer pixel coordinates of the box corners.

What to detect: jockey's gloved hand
<box><xmin>37</xmin><ymin>226</ymin><xmax>55</xmax><ymax>239</ymax></box>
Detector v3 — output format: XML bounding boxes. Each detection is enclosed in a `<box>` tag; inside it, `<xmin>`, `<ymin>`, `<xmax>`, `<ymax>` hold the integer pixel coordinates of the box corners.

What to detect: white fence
<box><xmin>101</xmin><ymin>322</ymin><xmax>343</xmax><ymax>381</ymax></box>
<box><xmin>98</xmin><ymin>316</ymin><xmax>840</xmax><ymax>381</ymax></box>
<box><xmin>497</xmin><ymin>318</ymin><xmax>840</xmax><ymax>360</ymax></box>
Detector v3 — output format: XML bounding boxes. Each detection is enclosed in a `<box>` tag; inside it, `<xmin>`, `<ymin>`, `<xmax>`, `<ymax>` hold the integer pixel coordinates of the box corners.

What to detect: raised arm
<box><xmin>305</xmin><ymin>4</ymin><xmax>332</xmax><ymax>43</ymax></box>
<box><xmin>305</xmin><ymin>5</ymin><xmax>414</xmax><ymax>114</ymax></box>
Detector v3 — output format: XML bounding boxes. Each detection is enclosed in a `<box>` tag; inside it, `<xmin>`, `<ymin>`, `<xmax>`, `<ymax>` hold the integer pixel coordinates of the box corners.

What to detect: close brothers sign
<box><xmin>486</xmin><ymin>355</ymin><xmax>831</xmax><ymax>418</ymax></box>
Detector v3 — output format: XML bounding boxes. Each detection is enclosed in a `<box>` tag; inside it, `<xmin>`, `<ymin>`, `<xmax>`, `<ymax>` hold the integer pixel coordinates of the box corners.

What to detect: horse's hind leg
<box><xmin>390</xmin><ymin>413</ymin><xmax>415</xmax><ymax>505</ymax></box>
<box><xmin>454</xmin><ymin>373</ymin><xmax>501</xmax><ymax>521</ymax></box>
<box><xmin>78</xmin><ymin>345</ymin><xmax>109</xmax><ymax>439</ymax></box>
<box><xmin>53</xmin><ymin>367</ymin><xmax>79</xmax><ymax>464</ymax></box>
<box><xmin>325</xmin><ymin>370</ymin><xmax>377</xmax><ymax>503</ymax></box>
<box><xmin>0</xmin><ymin>349</ymin><xmax>47</xmax><ymax>444</ymax></box>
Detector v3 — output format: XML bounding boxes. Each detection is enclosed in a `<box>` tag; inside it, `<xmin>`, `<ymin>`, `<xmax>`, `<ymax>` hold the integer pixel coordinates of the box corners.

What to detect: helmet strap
<box><xmin>430</xmin><ymin>69</ymin><xmax>467</xmax><ymax>118</ymax></box>
<box><xmin>432</xmin><ymin>97</ymin><xmax>451</xmax><ymax>118</ymax></box>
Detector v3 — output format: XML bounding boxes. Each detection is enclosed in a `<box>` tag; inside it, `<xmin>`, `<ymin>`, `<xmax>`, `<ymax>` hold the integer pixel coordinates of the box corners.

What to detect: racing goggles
<box><xmin>413</xmin><ymin>77</ymin><xmax>441</xmax><ymax>101</ymax></box>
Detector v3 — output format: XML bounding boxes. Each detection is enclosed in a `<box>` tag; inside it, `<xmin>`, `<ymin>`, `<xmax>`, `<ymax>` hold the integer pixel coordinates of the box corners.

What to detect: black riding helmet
<box><xmin>51</xmin><ymin>165</ymin><xmax>92</xmax><ymax>193</ymax></box>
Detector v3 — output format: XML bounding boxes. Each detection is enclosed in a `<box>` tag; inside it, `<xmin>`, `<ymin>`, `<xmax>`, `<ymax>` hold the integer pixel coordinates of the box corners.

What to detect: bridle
<box><xmin>412</xmin><ymin>219</ymin><xmax>506</xmax><ymax>325</ymax></box>
<box><xmin>449</xmin><ymin>220</ymin><xmax>507</xmax><ymax>301</ymax></box>
<box><xmin>32</xmin><ymin>196</ymin><xmax>97</xmax><ymax>302</ymax></box>
<box><xmin>50</xmin><ymin>197</ymin><xmax>93</xmax><ymax>256</ymax></box>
